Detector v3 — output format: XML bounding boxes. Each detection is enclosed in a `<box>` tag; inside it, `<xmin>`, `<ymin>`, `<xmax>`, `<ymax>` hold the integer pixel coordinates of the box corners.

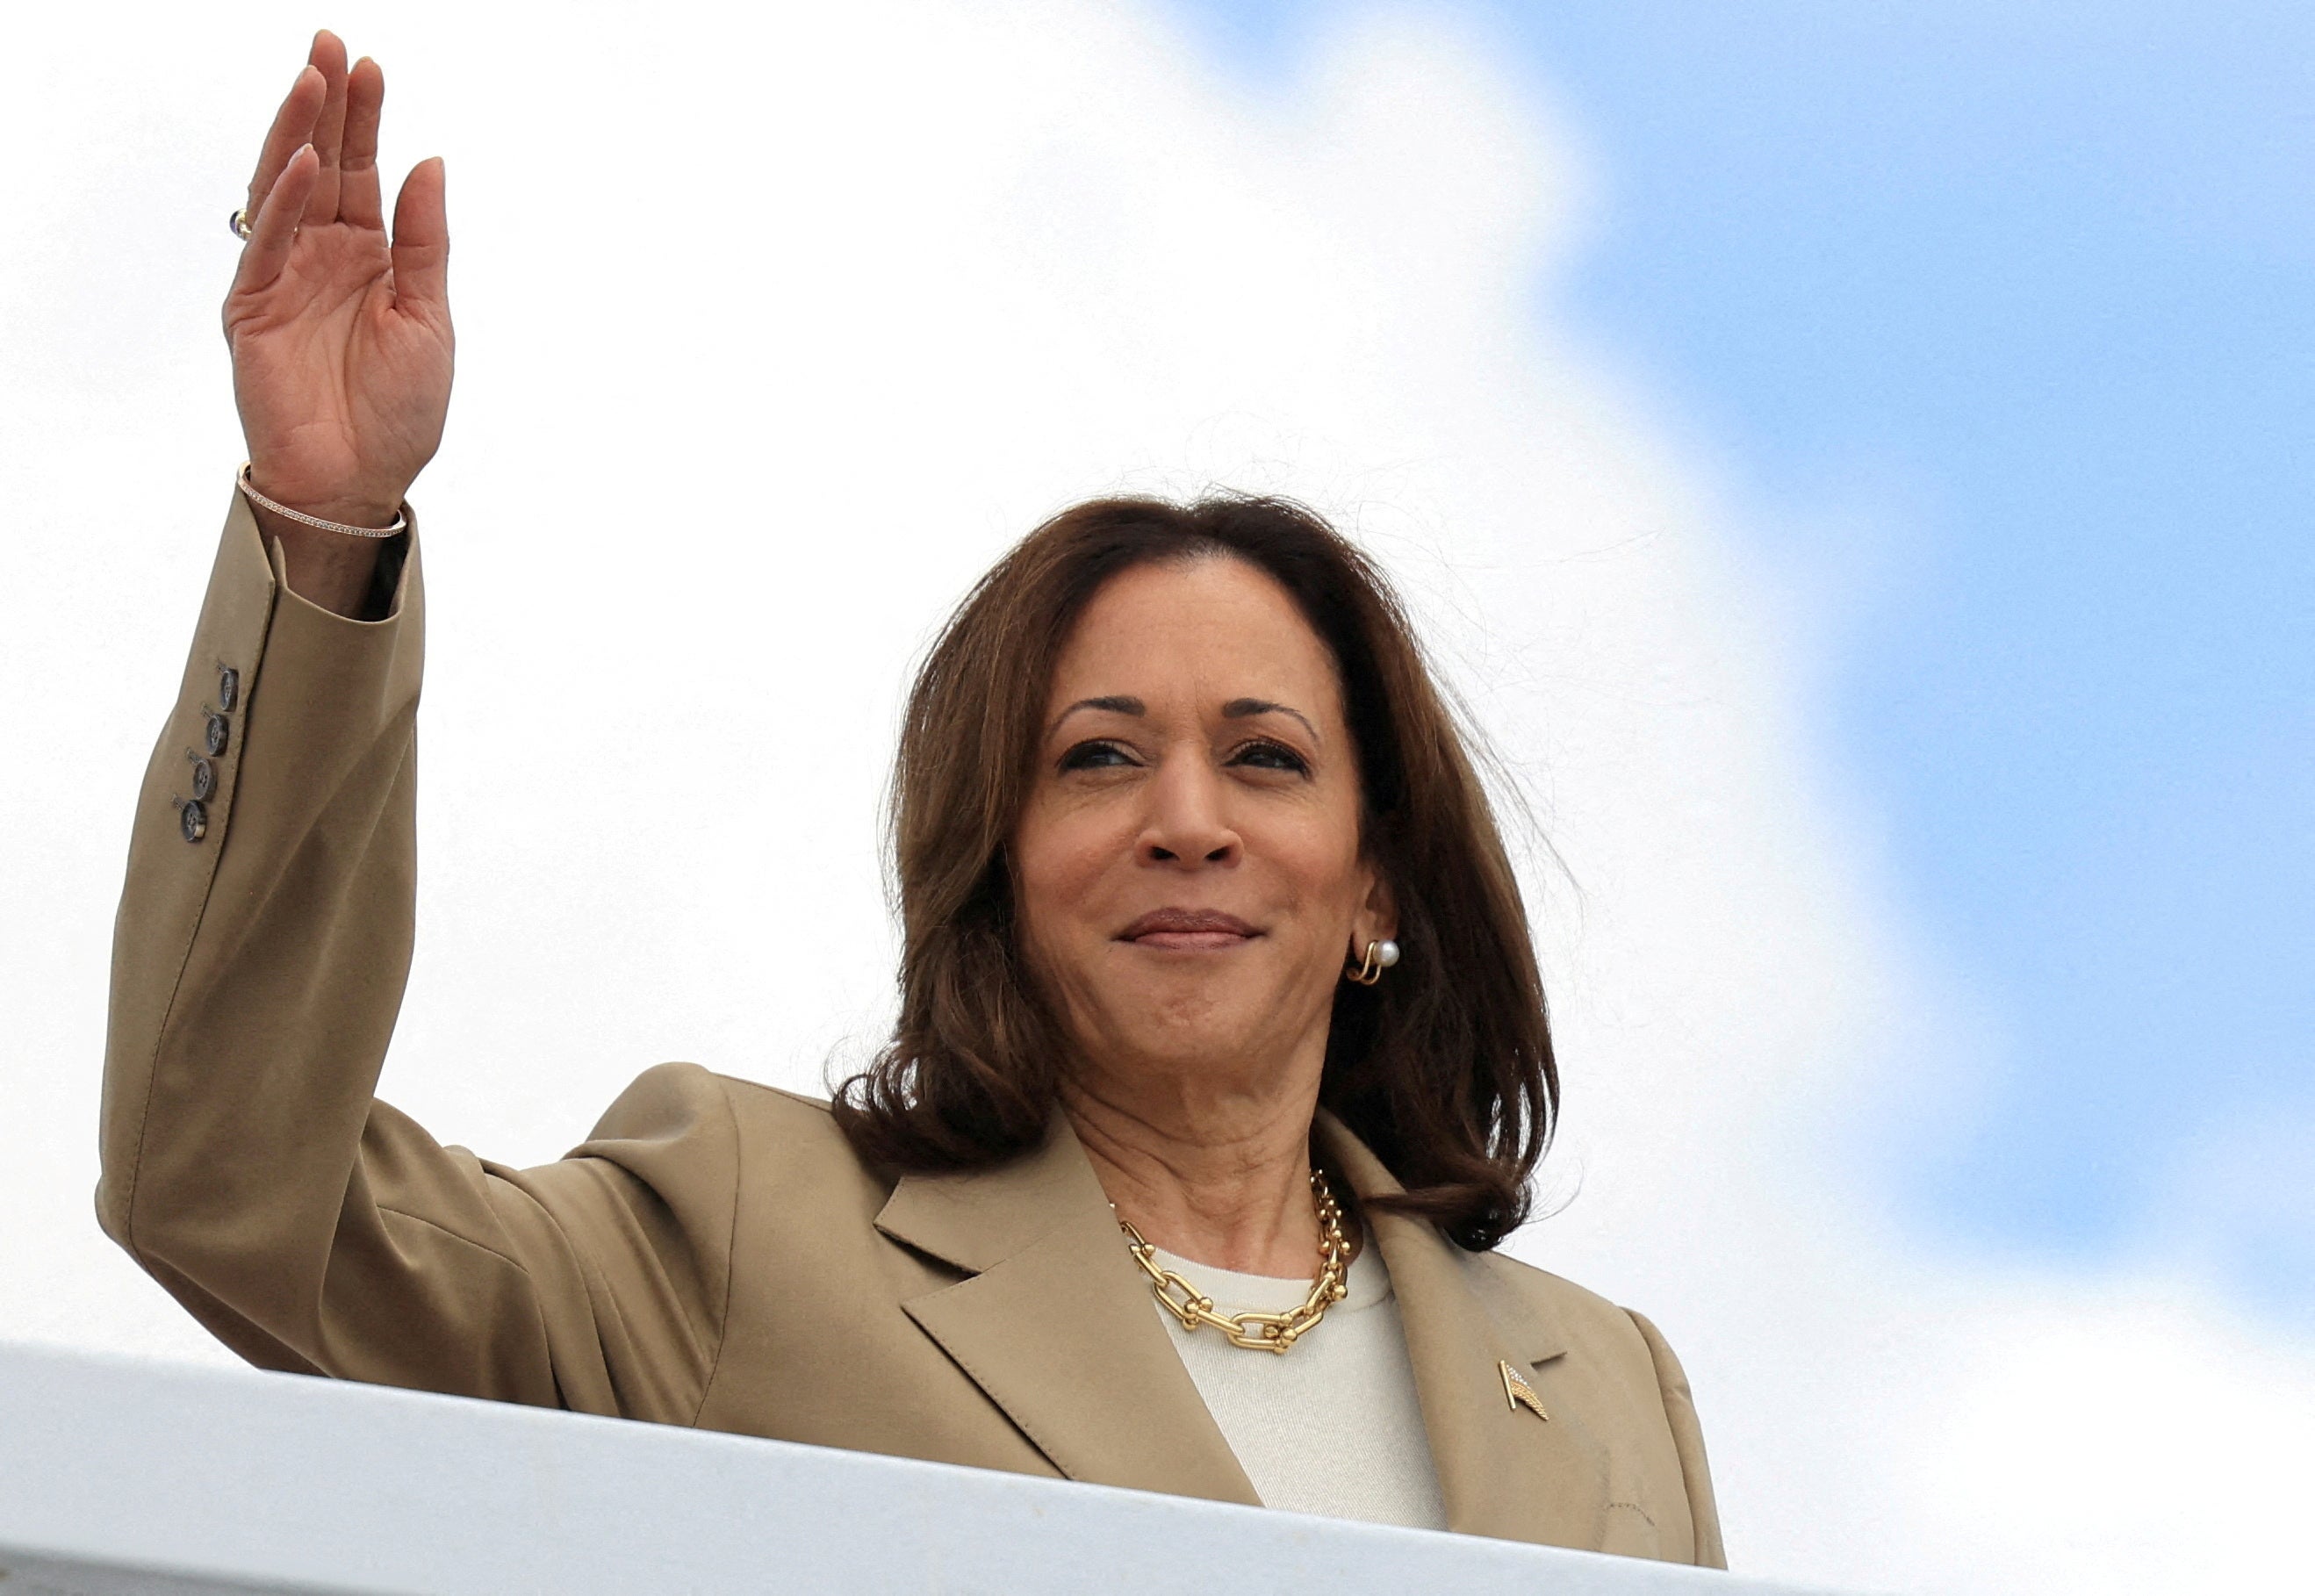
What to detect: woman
<box><xmin>100</xmin><ymin>32</ymin><xmax>1722</xmax><ymax>1564</ymax></box>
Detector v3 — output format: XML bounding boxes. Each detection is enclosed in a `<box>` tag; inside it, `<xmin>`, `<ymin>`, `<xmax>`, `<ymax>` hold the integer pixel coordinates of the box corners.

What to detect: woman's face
<box><xmin>1013</xmin><ymin>555</ymin><xmax>1391</xmax><ymax>1097</ymax></box>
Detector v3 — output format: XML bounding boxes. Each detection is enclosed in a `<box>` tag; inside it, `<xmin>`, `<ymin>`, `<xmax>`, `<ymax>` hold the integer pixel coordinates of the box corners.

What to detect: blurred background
<box><xmin>2</xmin><ymin>4</ymin><xmax>2307</xmax><ymax>1591</ymax></box>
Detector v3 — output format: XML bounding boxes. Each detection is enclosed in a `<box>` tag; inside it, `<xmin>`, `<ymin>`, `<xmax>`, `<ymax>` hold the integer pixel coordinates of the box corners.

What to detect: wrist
<box><xmin>255</xmin><ymin>508</ymin><xmax>392</xmax><ymax>620</ymax></box>
<box><xmin>235</xmin><ymin>465</ymin><xmax>400</xmax><ymax>622</ymax></box>
<box><xmin>241</xmin><ymin>467</ymin><xmax>406</xmax><ymax>533</ymax></box>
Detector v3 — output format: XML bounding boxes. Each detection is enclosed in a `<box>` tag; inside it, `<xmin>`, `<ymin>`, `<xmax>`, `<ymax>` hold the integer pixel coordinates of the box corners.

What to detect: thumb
<box><xmin>390</xmin><ymin>157</ymin><xmax>449</xmax><ymax>313</ymax></box>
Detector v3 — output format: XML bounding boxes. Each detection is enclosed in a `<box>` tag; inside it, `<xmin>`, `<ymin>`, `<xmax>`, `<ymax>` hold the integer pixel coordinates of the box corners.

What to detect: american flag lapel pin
<box><xmin>1499</xmin><ymin>1358</ymin><xmax>1549</xmax><ymax>1421</ymax></box>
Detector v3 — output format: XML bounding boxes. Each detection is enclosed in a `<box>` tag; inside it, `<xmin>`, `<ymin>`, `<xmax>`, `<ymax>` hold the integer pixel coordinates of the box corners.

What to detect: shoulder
<box><xmin>585</xmin><ymin>1063</ymin><xmax>890</xmax><ymax>1206</ymax></box>
<box><xmin>1464</xmin><ymin>1246</ymin><xmax>1629</xmax><ymax>1334</ymax></box>
<box><xmin>1461</xmin><ymin>1247</ymin><xmax>1676</xmax><ymax>1396</ymax></box>
<box><xmin>586</xmin><ymin>1062</ymin><xmax>831</xmax><ymax>1139</ymax></box>
<box><xmin>1467</xmin><ymin>1246</ymin><xmax>1725</xmax><ymax>1567</ymax></box>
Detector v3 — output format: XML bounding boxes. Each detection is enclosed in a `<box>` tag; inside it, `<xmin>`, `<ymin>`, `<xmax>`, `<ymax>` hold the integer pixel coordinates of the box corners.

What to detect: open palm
<box><xmin>227</xmin><ymin>32</ymin><xmax>451</xmax><ymax>528</ymax></box>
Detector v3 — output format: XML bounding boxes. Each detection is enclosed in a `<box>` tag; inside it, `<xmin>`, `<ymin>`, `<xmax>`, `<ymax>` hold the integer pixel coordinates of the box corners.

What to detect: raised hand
<box><xmin>227</xmin><ymin>31</ymin><xmax>451</xmax><ymax>603</ymax></box>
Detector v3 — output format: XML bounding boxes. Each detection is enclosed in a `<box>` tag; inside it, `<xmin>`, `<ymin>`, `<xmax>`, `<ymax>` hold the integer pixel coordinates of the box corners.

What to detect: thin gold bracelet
<box><xmin>236</xmin><ymin>464</ymin><xmax>408</xmax><ymax>539</ymax></box>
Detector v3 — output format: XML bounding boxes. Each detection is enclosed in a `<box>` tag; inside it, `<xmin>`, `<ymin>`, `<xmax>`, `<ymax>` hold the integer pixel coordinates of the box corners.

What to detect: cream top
<box><xmin>1147</xmin><ymin>1241</ymin><xmax>1448</xmax><ymax>1532</ymax></box>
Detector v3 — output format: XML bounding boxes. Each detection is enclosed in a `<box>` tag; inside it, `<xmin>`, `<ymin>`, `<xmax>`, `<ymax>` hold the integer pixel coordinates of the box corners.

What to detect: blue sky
<box><xmin>1174</xmin><ymin>0</ymin><xmax>2314</xmax><ymax>1308</ymax></box>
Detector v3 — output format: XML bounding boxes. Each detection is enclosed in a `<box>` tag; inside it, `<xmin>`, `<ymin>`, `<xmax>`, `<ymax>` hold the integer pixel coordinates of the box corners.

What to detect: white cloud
<box><xmin>1</xmin><ymin>3</ymin><xmax>2306</xmax><ymax>1591</ymax></box>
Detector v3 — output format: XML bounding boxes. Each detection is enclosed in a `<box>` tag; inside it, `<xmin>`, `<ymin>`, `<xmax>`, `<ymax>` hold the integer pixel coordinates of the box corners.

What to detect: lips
<box><xmin>1117</xmin><ymin>908</ymin><xmax>1261</xmax><ymax>950</ymax></box>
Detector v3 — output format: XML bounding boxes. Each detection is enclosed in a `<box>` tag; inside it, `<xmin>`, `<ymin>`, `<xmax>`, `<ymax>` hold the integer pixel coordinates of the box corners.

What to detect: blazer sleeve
<box><xmin>97</xmin><ymin>494</ymin><xmax>736</xmax><ymax>1427</ymax></box>
<box><xmin>1626</xmin><ymin>1308</ymin><xmax>1727</xmax><ymax>1569</ymax></box>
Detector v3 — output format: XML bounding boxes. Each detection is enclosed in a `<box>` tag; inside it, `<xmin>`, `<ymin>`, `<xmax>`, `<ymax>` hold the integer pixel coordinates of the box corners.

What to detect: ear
<box><xmin>1352</xmin><ymin>864</ymin><xmax>1398</xmax><ymax>953</ymax></box>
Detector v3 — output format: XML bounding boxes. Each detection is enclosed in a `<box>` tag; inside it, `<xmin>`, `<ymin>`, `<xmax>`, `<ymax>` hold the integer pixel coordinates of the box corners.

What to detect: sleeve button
<box><xmin>179</xmin><ymin>800</ymin><xmax>208</xmax><ymax>843</ymax></box>
<box><xmin>204</xmin><ymin>714</ymin><xmax>230</xmax><ymax>757</ymax></box>
<box><xmin>218</xmin><ymin>667</ymin><xmax>241</xmax><ymax>712</ymax></box>
<box><xmin>190</xmin><ymin>758</ymin><xmax>216</xmax><ymax>801</ymax></box>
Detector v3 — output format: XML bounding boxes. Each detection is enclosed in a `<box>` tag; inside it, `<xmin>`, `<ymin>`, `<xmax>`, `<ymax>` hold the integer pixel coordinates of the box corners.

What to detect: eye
<box><xmin>1229</xmin><ymin>738</ymin><xmax>1312</xmax><ymax>776</ymax></box>
<box><xmin>1059</xmin><ymin>739</ymin><xmax>1139</xmax><ymax>773</ymax></box>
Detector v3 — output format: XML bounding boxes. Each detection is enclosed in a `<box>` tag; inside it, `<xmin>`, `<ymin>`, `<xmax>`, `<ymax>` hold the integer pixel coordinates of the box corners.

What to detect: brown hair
<box><xmin>831</xmin><ymin>495</ymin><xmax>1555</xmax><ymax>1250</ymax></box>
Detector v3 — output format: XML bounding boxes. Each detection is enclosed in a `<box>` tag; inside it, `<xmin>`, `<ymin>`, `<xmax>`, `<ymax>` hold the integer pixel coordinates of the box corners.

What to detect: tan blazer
<box><xmin>99</xmin><ymin>499</ymin><xmax>1725</xmax><ymax>1567</ymax></box>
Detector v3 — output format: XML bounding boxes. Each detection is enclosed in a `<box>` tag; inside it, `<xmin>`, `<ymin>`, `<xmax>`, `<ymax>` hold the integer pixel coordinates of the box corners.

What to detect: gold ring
<box><xmin>229</xmin><ymin>207</ymin><xmax>254</xmax><ymax>241</ymax></box>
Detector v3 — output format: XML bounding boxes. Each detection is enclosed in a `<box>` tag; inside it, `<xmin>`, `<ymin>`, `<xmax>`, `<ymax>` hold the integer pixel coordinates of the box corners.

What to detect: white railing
<box><xmin>0</xmin><ymin>1341</ymin><xmax>1837</xmax><ymax>1595</ymax></box>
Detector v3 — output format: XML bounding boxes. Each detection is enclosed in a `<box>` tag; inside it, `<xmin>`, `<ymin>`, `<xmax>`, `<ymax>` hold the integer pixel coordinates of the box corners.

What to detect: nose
<box><xmin>1138</xmin><ymin>752</ymin><xmax>1240</xmax><ymax>867</ymax></box>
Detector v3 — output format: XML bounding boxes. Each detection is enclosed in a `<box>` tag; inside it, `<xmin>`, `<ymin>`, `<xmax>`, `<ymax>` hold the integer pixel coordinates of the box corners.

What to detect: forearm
<box><xmin>99</xmin><ymin>491</ymin><xmax>425</xmax><ymax>1350</ymax></box>
<box><xmin>93</xmin><ymin>495</ymin><xmax>707</xmax><ymax>1414</ymax></box>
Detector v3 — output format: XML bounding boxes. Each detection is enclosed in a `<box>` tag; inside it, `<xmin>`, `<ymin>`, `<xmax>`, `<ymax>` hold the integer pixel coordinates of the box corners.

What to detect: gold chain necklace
<box><xmin>1115</xmin><ymin>1169</ymin><xmax>1350</xmax><ymax>1355</ymax></box>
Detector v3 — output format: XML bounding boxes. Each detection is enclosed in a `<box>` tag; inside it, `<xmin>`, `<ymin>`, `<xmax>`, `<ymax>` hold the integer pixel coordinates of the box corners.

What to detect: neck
<box><xmin>1062</xmin><ymin>1060</ymin><xmax>1326</xmax><ymax>1278</ymax></box>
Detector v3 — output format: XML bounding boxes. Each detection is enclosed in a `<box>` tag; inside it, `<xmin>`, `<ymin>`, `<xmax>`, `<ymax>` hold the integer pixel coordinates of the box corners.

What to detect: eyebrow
<box><xmin>1046</xmin><ymin>694</ymin><xmax>1320</xmax><ymax>744</ymax></box>
<box><xmin>1049</xmin><ymin>695</ymin><xmax>1146</xmax><ymax>737</ymax></box>
<box><xmin>1222</xmin><ymin>698</ymin><xmax>1321</xmax><ymax>743</ymax></box>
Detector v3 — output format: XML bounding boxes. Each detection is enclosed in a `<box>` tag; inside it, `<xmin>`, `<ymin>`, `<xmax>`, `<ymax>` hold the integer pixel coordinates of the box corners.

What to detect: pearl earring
<box><xmin>1346</xmin><ymin>938</ymin><xmax>1401</xmax><ymax>986</ymax></box>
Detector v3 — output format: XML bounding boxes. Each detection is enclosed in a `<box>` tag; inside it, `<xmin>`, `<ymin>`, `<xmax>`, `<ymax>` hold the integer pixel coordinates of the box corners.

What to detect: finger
<box><xmin>338</xmin><ymin>56</ymin><xmax>386</xmax><ymax>231</ymax></box>
<box><xmin>389</xmin><ymin>158</ymin><xmax>450</xmax><ymax>314</ymax></box>
<box><xmin>306</xmin><ymin>30</ymin><xmax>350</xmax><ymax>221</ymax></box>
<box><xmin>235</xmin><ymin>145</ymin><xmax>321</xmax><ymax>294</ymax></box>
<box><xmin>244</xmin><ymin>64</ymin><xmax>326</xmax><ymax>219</ymax></box>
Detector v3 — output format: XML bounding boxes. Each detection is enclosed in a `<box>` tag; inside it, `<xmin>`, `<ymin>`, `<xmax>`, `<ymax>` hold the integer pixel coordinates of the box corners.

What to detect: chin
<box><xmin>1093</xmin><ymin>989</ymin><xmax>1300</xmax><ymax>1076</ymax></box>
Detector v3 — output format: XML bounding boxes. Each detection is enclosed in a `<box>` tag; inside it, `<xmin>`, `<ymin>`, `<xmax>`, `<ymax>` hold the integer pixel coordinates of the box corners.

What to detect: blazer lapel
<box><xmin>874</xmin><ymin>1115</ymin><xmax>1259</xmax><ymax>1506</ymax></box>
<box><xmin>1314</xmin><ymin>1112</ymin><xmax>1613</xmax><ymax>1549</ymax></box>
